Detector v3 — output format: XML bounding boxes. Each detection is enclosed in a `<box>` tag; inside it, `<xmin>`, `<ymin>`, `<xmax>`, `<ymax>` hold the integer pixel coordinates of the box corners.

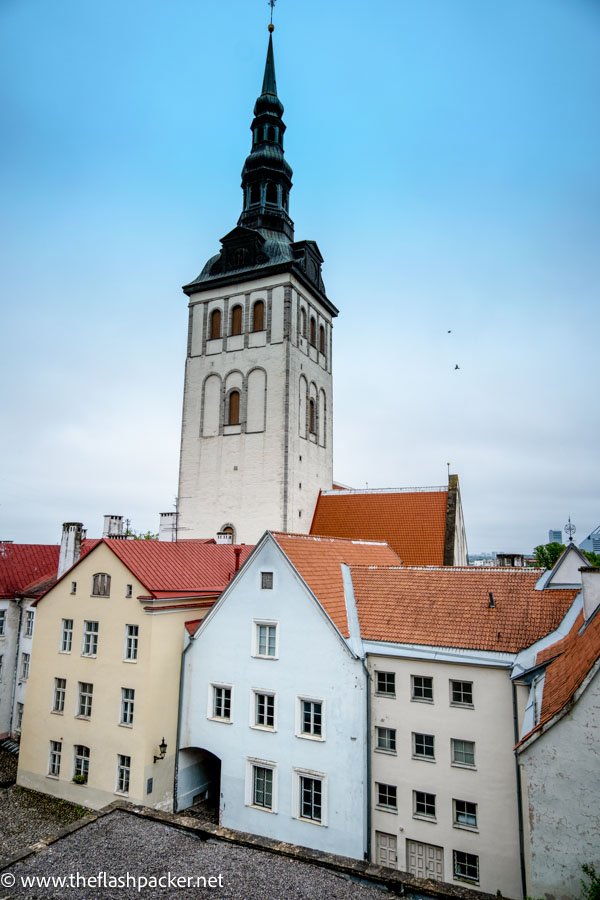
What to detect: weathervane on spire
<box><xmin>268</xmin><ymin>0</ymin><xmax>276</xmax><ymax>29</ymax></box>
<box><xmin>564</xmin><ymin>516</ymin><xmax>576</xmax><ymax>544</ymax></box>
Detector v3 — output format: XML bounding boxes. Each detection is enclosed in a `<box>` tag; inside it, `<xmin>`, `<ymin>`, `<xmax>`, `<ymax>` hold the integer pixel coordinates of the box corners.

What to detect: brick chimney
<box><xmin>58</xmin><ymin>523</ymin><xmax>83</xmax><ymax>577</ymax></box>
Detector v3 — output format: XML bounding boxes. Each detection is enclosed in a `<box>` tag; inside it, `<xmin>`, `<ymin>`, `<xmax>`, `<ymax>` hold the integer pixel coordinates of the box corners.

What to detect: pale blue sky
<box><xmin>1</xmin><ymin>0</ymin><xmax>598</xmax><ymax>551</ymax></box>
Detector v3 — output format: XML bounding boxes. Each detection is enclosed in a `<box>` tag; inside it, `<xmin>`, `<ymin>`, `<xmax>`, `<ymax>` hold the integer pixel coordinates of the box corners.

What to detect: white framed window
<box><xmin>24</xmin><ymin>609</ymin><xmax>35</xmax><ymax>638</ymax></box>
<box><xmin>0</xmin><ymin>609</ymin><xmax>6</xmax><ymax>635</ymax></box>
<box><xmin>246</xmin><ymin>760</ymin><xmax>277</xmax><ymax>812</ymax></box>
<box><xmin>295</xmin><ymin>697</ymin><xmax>324</xmax><ymax>740</ymax></box>
<box><xmin>53</xmin><ymin>677</ymin><xmax>66</xmax><ymax>713</ymax></box>
<box><xmin>413</xmin><ymin>732</ymin><xmax>435</xmax><ymax>761</ymax></box>
<box><xmin>48</xmin><ymin>740</ymin><xmax>62</xmax><ymax>777</ymax></box>
<box><xmin>60</xmin><ymin>618</ymin><xmax>73</xmax><ymax>653</ymax></box>
<box><xmin>252</xmin><ymin>691</ymin><xmax>275</xmax><ymax>729</ymax></box>
<box><xmin>376</xmin><ymin>726</ymin><xmax>396</xmax><ymax>753</ymax></box>
<box><xmin>124</xmin><ymin>624</ymin><xmax>139</xmax><ymax>661</ymax></box>
<box><xmin>77</xmin><ymin>682</ymin><xmax>93</xmax><ymax>718</ymax></box>
<box><xmin>376</xmin><ymin>782</ymin><xmax>397</xmax><ymax>811</ymax></box>
<box><xmin>413</xmin><ymin>790</ymin><xmax>436</xmax><ymax>820</ymax></box>
<box><xmin>253</xmin><ymin>621</ymin><xmax>278</xmax><ymax>659</ymax></box>
<box><xmin>294</xmin><ymin>769</ymin><xmax>326</xmax><ymax>825</ymax></box>
<box><xmin>260</xmin><ymin>571</ymin><xmax>274</xmax><ymax>590</ymax></box>
<box><xmin>116</xmin><ymin>754</ymin><xmax>131</xmax><ymax>794</ymax></box>
<box><xmin>411</xmin><ymin>674</ymin><xmax>433</xmax><ymax>702</ymax></box>
<box><xmin>73</xmin><ymin>745</ymin><xmax>90</xmax><ymax>782</ymax></box>
<box><xmin>450</xmin><ymin>680</ymin><xmax>473</xmax><ymax>707</ymax></box>
<box><xmin>82</xmin><ymin>621</ymin><xmax>99</xmax><ymax>657</ymax></box>
<box><xmin>453</xmin><ymin>850</ymin><xmax>479</xmax><ymax>884</ymax></box>
<box><xmin>453</xmin><ymin>799</ymin><xmax>478</xmax><ymax>829</ymax></box>
<box><xmin>210</xmin><ymin>684</ymin><xmax>232</xmax><ymax>721</ymax></box>
<box><xmin>16</xmin><ymin>702</ymin><xmax>24</xmax><ymax>733</ymax></box>
<box><xmin>21</xmin><ymin>652</ymin><xmax>30</xmax><ymax>680</ymax></box>
<box><xmin>375</xmin><ymin>670</ymin><xmax>395</xmax><ymax>696</ymax></box>
<box><xmin>451</xmin><ymin>738</ymin><xmax>476</xmax><ymax>768</ymax></box>
<box><xmin>92</xmin><ymin>573</ymin><xmax>111</xmax><ymax>597</ymax></box>
<box><xmin>125</xmin><ymin>584</ymin><xmax>133</xmax><ymax>599</ymax></box>
<box><xmin>120</xmin><ymin>688</ymin><xmax>135</xmax><ymax>725</ymax></box>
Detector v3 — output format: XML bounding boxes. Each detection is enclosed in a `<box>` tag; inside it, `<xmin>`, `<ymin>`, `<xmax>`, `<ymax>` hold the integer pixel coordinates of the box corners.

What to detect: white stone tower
<box><xmin>176</xmin><ymin>27</ymin><xmax>338</xmax><ymax>544</ymax></box>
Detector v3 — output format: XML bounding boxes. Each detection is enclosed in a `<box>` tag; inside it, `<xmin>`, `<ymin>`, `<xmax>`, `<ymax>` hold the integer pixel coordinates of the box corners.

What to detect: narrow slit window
<box><xmin>228</xmin><ymin>390</ymin><xmax>240</xmax><ymax>426</ymax></box>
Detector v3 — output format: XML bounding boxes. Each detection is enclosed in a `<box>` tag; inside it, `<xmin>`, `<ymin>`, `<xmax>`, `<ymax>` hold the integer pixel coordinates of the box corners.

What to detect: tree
<box><xmin>583</xmin><ymin>551</ymin><xmax>600</xmax><ymax>568</ymax></box>
<box><xmin>533</xmin><ymin>542</ymin><xmax>566</xmax><ymax>569</ymax></box>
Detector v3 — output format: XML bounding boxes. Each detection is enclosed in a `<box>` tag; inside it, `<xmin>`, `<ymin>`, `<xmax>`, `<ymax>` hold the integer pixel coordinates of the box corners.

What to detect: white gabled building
<box><xmin>177</xmin><ymin>532</ymin><xmax>400</xmax><ymax>859</ymax></box>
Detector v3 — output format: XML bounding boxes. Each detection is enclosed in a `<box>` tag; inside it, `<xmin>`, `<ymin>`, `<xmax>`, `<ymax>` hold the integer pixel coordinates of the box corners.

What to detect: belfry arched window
<box><xmin>230</xmin><ymin>305</ymin><xmax>243</xmax><ymax>336</ymax></box>
<box><xmin>249</xmin><ymin>183</ymin><xmax>261</xmax><ymax>205</ymax></box>
<box><xmin>252</xmin><ymin>300</ymin><xmax>265</xmax><ymax>333</ymax></box>
<box><xmin>319</xmin><ymin>325</ymin><xmax>325</xmax><ymax>355</ymax></box>
<box><xmin>308</xmin><ymin>399</ymin><xmax>316</xmax><ymax>435</ymax></box>
<box><xmin>228</xmin><ymin>390</ymin><xmax>240</xmax><ymax>426</ymax></box>
<box><xmin>309</xmin><ymin>317</ymin><xmax>317</xmax><ymax>347</ymax></box>
<box><xmin>265</xmin><ymin>182</ymin><xmax>278</xmax><ymax>205</ymax></box>
<box><xmin>209</xmin><ymin>309</ymin><xmax>222</xmax><ymax>340</ymax></box>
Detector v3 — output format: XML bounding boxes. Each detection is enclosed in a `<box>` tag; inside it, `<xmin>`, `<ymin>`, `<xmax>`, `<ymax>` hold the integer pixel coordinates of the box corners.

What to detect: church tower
<box><xmin>176</xmin><ymin>27</ymin><xmax>338</xmax><ymax>544</ymax></box>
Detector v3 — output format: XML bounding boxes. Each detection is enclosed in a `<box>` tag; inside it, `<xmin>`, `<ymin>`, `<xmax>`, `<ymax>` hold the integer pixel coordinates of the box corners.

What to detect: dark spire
<box><xmin>238</xmin><ymin>26</ymin><xmax>294</xmax><ymax>241</ymax></box>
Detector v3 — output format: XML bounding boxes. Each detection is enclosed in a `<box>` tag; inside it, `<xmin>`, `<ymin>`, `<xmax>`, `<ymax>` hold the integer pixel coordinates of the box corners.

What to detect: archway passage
<box><xmin>177</xmin><ymin>747</ymin><xmax>221</xmax><ymax>824</ymax></box>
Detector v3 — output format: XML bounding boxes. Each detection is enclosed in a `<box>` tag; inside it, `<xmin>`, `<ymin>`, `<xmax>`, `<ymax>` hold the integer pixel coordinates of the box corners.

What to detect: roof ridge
<box><xmin>321</xmin><ymin>485</ymin><xmax>447</xmax><ymax>496</ymax></box>
<box><xmin>272</xmin><ymin>531</ymin><xmax>389</xmax><ymax>546</ymax></box>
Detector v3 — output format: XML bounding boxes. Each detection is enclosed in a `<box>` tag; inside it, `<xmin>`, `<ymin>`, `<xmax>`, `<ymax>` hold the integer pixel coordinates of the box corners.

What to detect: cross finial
<box><xmin>268</xmin><ymin>0</ymin><xmax>276</xmax><ymax>29</ymax></box>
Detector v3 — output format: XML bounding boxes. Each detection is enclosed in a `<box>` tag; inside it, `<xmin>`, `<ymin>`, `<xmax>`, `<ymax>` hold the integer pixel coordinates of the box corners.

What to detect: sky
<box><xmin>1</xmin><ymin>0</ymin><xmax>598</xmax><ymax>553</ymax></box>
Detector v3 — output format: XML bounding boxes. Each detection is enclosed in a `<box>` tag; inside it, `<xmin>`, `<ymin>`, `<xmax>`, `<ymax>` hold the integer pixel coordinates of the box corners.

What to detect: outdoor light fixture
<box><xmin>153</xmin><ymin>737</ymin><xmax>167</xmax><ymax>763</ymax></box>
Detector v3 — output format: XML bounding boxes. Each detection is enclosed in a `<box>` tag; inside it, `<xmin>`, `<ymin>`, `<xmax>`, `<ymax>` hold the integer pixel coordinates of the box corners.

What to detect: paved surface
<box><xmin>0</xmin><ymin>784</ymin><xmax>87</xmax><ymax>865</ymax></box>
<box><xmin>0</xmin><ymin>747</ymin><xmax>18</xmax><ymax>786</ymax></box>
<box><xmin>2</xmin><ymin>810</ymin><xmax>391</xmax><ymax>899</ymax></box>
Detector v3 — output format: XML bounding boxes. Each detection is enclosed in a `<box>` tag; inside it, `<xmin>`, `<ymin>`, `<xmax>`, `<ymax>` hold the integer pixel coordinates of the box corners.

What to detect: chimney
<box><xmin>159</xmin><ymin>512</ymin><xmax>177</xmax><ymax>542</ymax></box>
<box><xmin>216</xmin><ymin>531</ymin><xmax>233</xmax><ymax>545</ymax></box>
<box><xmin>234</xmin><ymin>547</ymin><xmax>242</xmax><ymax>572</ymax></box>
<box><xmin>58</xmin><ymin>523</ymin><xmax>83</xmax><ymax>577</ymax></box>
<box><xmin>581</xmin><ymin>567</ymin><xmax>600</xmax><ymax>621</ymax></box>
<box><xmin>103</xmin><ymin>515</ymin><xmax>124</xmax><ymax>538</ymax></box>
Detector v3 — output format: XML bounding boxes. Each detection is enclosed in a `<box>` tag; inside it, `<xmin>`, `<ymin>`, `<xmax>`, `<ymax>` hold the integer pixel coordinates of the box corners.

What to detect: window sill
<box><xmin>453</xmin><ymin>876</ymin><xmax>479</xmax><ymax>886</ymax></box>
<box><xmin>208</xmin><ymin>716</ymin><xmax>233</xmax><ymax>725</ymax></box>
<box><xmin>51</xmin><ymin>710</ymin><xmax>64</xmax><ymax>716</ymax></box>
<box><xmin>80</xmin><ymin>654</ymin><xmax>97</xmax><ymax>660</ymax></box>
<box><xmin>114</xmin><ymin>790</ymin><xmax>129</xmax><ymax>797</ymax></box>
<box><xmin>451</xmin><ymin>762</ymin><xmax>476</xmax><ymax>771</ymax></box>
<box><xmin>453</xmin><ymin>823</ymin><xmax>479</xmax><ymax>833</ymax></box>
<box><xmin>46</xmin><ymin>774</ymin><xmax>60</xmax><ymax>780</ymax></box>
<box><xmin>247</xmin><ymin>803</ymin><xmax>276</xmax><ymax>814</ymax></box>
<box><xmin>296</xmin><ymin>733</ymin><xmax>324</xmax><ymax>743</ymax></box>
<box><xmin>375</xmin><ymin>805</ymin><xmax>398</xmax><ymax>815</ymax></box>
<box><xmin>297</xmin><ymin>816</ymin><xmax>326</xmax><ymax>827</ymax></box>
<box><xmin>58</xmin><ymin>650</ymin><xmax>72</xmax><ymax>655</ymax></box>
<box><xmin>374</xmin><ymin>748</ymin><xmax>397</xmax><ymax>756</ymax></box>
<box><xmin>410</xmin><ymin>697</ymin><xmax>434</xmax><ymax>705</ymax></box>
<box><xmin>119</xmin><ymin>722</ymin><xmax>134</xmax><ymax>729</ymax></box>
<box><xmin>251</xmin><ymin>724</ymin><xmax>276</xmax><ymax>733</ymax></box>
<box><xmin>123</xmin><ymin>658</ymin><xmax>138</xmax><ymax>664</ymax></box>
<box><xmin>374</xmin><ymin>693</ymin><xmax>396</xmax><ymax>699</ymax></box>
<box><xmin>252</xmin><ymin>654</ymin><xmax>278</xmax><ymax>661</ymax></box>
<box><xmin>412</xmin><ymin>755</ymin><xmax>436</xmax><ymax>763</ymax></box>
<box><xmin>75</xmin><ymin>715</ymin><xmax>91</xmax><ymax>722</ymax></box>
<box><xmin>413</xmin><ymin>813</ymin><xmax>437</xmax><ymax>823</ymax></box>
<box><xmin>450</xmin><ymin>702</ymin><xmax>474</xmax><ymax>709</ymax></box>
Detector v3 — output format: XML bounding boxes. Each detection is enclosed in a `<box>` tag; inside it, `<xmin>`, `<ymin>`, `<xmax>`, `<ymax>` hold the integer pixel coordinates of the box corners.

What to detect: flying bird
<box><xmin>447</xmin><ymin>329</ymin><xmax>452</xmax><ymax>333</ymax></box>
<box><xmin>454</xmin><ymin>364</ymin><xmax>460</xmax><ymax>370</ymax></box>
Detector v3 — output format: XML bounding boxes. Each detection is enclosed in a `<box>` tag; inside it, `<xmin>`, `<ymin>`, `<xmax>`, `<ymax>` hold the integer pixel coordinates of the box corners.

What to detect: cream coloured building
<box><xmin>17</xmin><ymin>536</ymin><xmax>251</xmax><ymax>810</ymax></box>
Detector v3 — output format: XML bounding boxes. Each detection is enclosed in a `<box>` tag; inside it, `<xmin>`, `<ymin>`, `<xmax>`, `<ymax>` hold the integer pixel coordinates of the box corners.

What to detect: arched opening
<box><xmin>249</xmin><ymin>183</ymin><xmax>261</xmax><ymax>205</ymax></box>
<box><xmin>300</xmin><ymin>308</ymin><xmax>307</xmax><ymax>338</ymax></box>
<box><xmin>217</xmin><ymin>524</ymin><xmax>235</xmax><ymax>544</ymax></box>
<box><xmin>265</xmin><ymin>182</ymin><xmax>278</xmax><ymax>205</ymax></box>
<box><xmin>308</xmin><ymin>398</ymin><xmax>316</xmax><ymax>435</ymax></box>
<box><xmin>228</xmin><ymin>390</ymin><xmax>240</xmax><ymax>426</ymax></box>
<box><xmin>209</xmin><ymin>309</ymin><xmax>221</xmax><ymax>340</ymax></box>
<box><xmin>309</xmin><ymin>317</ymin><xmax>317</xmax><ymax>347</ymax></box>
<box><xmin>252</xmin><ymin>300</ymin><xmax>265</xmax><ymax>332</ymax></box>
<box><xmin>319</xmin><ymin>324</ymin><xmax>326</xmax><ymax>355</ymax></box>
<box><xmin>230</xmin><ymin>305</ymin><xmax>243</xmax><ymax>336</ymax></box>
<box><xmin>267</xmin><ymin>125</ymin><xmax>276</xmax><ymax>141</ymax></box>
<box><xmin>176</xmin><ymin>747</ymin><xmax>222</xmax><ymax>822</ymax></box>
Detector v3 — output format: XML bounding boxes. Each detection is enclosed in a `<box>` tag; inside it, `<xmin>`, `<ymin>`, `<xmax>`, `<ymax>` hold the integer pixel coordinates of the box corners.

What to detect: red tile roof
<box><xmin>523</xmin><ymin>609</ymin><xmax>600</xmax><ymax>741</ymax></box>
<box><xmin>350</xmin><ymin>566</ymin><xmax>579</xmax><ymax>653</ymax></box>
<box><xmin>272</xmin><ymin>532</ymin><xmax>401</xmax><ymax>637</ymax></box>
<box><xmin>310</xmin><ymin>488</ymin><xmax>449</xmax><ymax>565</ymax></box>
<box><xmin>0</xmin><ymin>543</ymin><xmax>60</xmax><ymax>598</ymax></box>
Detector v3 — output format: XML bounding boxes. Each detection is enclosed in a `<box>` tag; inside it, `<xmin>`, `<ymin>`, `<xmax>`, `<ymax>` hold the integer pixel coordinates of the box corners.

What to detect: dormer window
<box><xmin>92</xmin><ymin>573</ymin><xmax>111</xmax><ymax>597</ymax></box>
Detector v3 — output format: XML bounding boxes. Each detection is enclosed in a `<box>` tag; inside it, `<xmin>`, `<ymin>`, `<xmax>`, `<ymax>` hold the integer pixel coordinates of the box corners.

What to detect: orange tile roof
<box><xmin>524</xmin><ymin>609</ymin><xmax>600</xmax><ymax>740</ymax></box>
<box><xmin>350</xmin><ymin>566</ymin><xmax>579</xmax><ymax>653</ymax></box>
<box><xmin>310</xmin><ymin>488</ymin><xmax>449</xmax><ymax>565</ymax></box>
<box><xmin>272</xmin><ymin>533</ymin><xmax>401</xmax><ymax>638</ymax></box>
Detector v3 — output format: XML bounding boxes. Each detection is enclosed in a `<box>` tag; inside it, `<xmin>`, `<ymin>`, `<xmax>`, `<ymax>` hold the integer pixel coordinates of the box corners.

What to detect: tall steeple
<box><xmin>238</xmin><ymin>26</ymin><xmax>294</xmax><ymax>241</ymax></box>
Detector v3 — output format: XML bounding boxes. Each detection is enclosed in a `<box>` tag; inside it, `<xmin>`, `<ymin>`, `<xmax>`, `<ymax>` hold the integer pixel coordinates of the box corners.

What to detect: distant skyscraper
<box><xmin>579</xmin><ymin>526</ymin><xmax>600</xmax><ymax>554</ymax></box>
<box><xmin>549</xmin><ymin>529</ymin><xmax>562</xmax><ymax>543</ymax></box>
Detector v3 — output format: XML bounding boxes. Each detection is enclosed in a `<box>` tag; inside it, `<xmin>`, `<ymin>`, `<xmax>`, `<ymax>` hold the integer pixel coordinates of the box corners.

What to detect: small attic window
<box><xmin>261</xmin><ymin>572</ymin><xmax>274</xmax><ymax>590</ymax></box>
<box><xmin>126</xmin><ymin>584</ymin><xmax>133</xmax><ymax>599</ymax></box>
<box><xmin>70</xmin><ymin>582</ymin><xmax>77</xmax><ymax>595</ymax></box>
<box><xmin>92</xmin><ymin>573</ymin><xmax>111</xmax><ymax>597</ymax></box>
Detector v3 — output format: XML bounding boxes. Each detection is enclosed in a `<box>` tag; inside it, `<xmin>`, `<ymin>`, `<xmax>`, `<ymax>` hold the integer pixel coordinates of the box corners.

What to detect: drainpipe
<box><xmin>361</xmin><ymin>656</ymin><xmax>372</xmax><ymax>863</ymax></box>
<box><xmin>8</xmin><ymin>598</ymin><xmax>24</xmax><ymax>737</ymax></box>
<box><xmin>512</xmin><ymin>680</ymin><xmax>528</xmax><ymax>899</ymax></box>
<box><xmin>173</xmin><ymin>634</ymin><xmax>195</xmax><ymax>813</ymax></box>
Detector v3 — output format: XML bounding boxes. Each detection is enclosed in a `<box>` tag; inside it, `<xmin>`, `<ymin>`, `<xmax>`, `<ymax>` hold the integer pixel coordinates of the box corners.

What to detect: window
<box><xmin>255</xmin><ymin>623</ymin><xmax>277</xmax><ymax>658</ymax></box>
<box><xmin>61</xmin><ymin>619</ymin><xmax>73</xmax><ymax>653</ymax></box>
<box><xmin>0</xmin><ymin>609</ymin><xmax>5</xmax><ymax>635</ymax></box>
<box><xmin>125</xmin><ymin>584</ymin><xmax>133</xmax><ymax>599</ymax></box>
<box><xmin>450</xmin><ymin>680</ymin><xmax>473</xmax><ymax>707</ymax></box>
<box><xmin>74</xmin><ymin>745</ymin><xmax>90</xmax><ymax>783</ymax></box>
<box><xmin>249</xmin><ymin>183</ymin><xmax>261</xmax><ymax>204</ymax></box>
<box><xmin>209</xmin><ymin>308</ymin><xmax>222</xmax><ymax>340</ymax></box>
<box><xmin>451</xmin><ymin>739</ymin><xmax>476</xmax><ymax>768</ymax></box>
<box><xmin>454</xmin><ymin>799</ymin><xmax>478</xmax><ymax>829</ymax></box>
<box><xmin>116</xmin><ymin>754</ymin><xmax>131</xmax><ymax>794</ymax></box>
<box><xmin>16</xmin><ymin>702</ymin><xmax>24</xmax><ymax>732</ymax></box>
<box><xmin>254</xmin><ymin>692</ymin><xmax>275</xmax><ymax>729</ymax></box>
<box><xmin>265</xmin><ymin>182</ymin><xmax>278</xmax><ymax>204</ymax></box>
<box><xmin>92</xmin><ymin>573</ymin><xmax>111</xmax><ymax>597</ymax></box>
<box><xmin>82</xmin><ymin>621</ymin><xmax>99</xmax><ymax>656</ymax></box>
<box><xmin>376</xmin><ymin>782</ymin><xmax>397</xmax><ymax>811</ymax></box>
<box><xmin>261</xmin><ymin>571</ymin><xmax>273</xmax><ymax>590</ymax></box>
<box><xmin>301</xmin><ymin>700</ymin><xmax>323</xmax><ymax>738</ymax></box>
<box><xmin>70</xmin><ymin>581</ymin><xmax>77</xmax><ymax>594</ymax></box>
<box><xmin>319</xmin><ymin>324</ymin><xmax>325</xmax><ymax>355</ymax></box>
<box><xmin>453</xmin><ymin>850</ymin><xmax>479</xmax><ymax>883</ymax></box>
<box><xmin>252</xmin><ymin>300</ymin><xmax>265</xmax><ymax>332</ymax></box>
<box><xmin>124</xmin><ymin>624</ymin><xmax>139</xmax><ymax>661</ymax></box>
<box><xmin>24</xmin><ymin>609</ymin><xmax>34</xmax><ymax>638</ymax></box>
<box><xmin>121</xmin><ymin>688</ymin><xmax>135</xmax><ymax>725</ymax></box>
<box><xmin>376</xmin><ymin>726</ymin><xmax>396</xmax><ymax>753</ymax></box>
<box><xmin>230</xmin><ymin>304</ymin><xmax>243</xmax><ymax>336</ymax></box>
<box><xmin>252</xmin><ymin>765</ymin><xmax>273</xmax><ymax>809</ymax></box>
<box><xmin>49</xmin><ymin>740</ymin><xmax>62</xmax><ymax>777</ymax></box>
<box><xmin>212</xmin><ymin>685</ymin><xmax>231</xmax><ymax>720</ymax></box>
<box><xmin>228</xmin><ymin>390</ymin><xmax>240</xmax><ymax>426</ymax></box>
<box><xmin>309</xmin><ymin>316</ymin><xmax>316</xmax><ymax>346</ymax></box>
<box><xmin>21</xmin><ymin>652</ymin><xmax>30</xmax><ymax>680</ymax></box>
<box><xmin>0</xmin><ymin>655</ymin><xmax>3</xmax><ymax>681</ymax></box>
<box><xmin>411</xmin><ymin>674</ymin><xmax>433</xmax><ymax>702</ymax></box>
<box><xmin>413</xmin><ymin>732</ymin><xmax>435</xmax><ymax>760</ymax></box>
<box><xmin>53</xmin><ymin>677</ymin><xmax>66</xmax><ymax>713</ymax></box>
<box><xmin>300</xmin><ymin>308</ymin><xmax>307</xmax><ymax>338</ymax></box>
<box><xmin>375</xmin><ymin>671</ymin><xmax>395</xmax><ymax>696</ymax></box>
<box><xmin>77</xmin><ymin>682</ymin><xmax>93</xmax><ymax>718</ymax></box>
<box><xmin>299</xmin><ymin>775</ymin><xmax>322</xmax><ymax>822</ymax></box>
<box><xmin>414</xmin><ymin>790</ymin><xmax>436</xmax><ymax>819</ymax></box>
<box><xmin>308</xmin><ymin>399</ymin><xmax>316</xmax><ymax>435</ymax></box>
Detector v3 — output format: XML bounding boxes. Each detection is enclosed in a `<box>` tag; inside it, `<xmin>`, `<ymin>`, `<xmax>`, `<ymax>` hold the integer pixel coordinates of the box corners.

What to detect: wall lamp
<box><xmin>153</xmin><ymin>737</ymin><xmax>167</xmax><ymax>763</ymax></box>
